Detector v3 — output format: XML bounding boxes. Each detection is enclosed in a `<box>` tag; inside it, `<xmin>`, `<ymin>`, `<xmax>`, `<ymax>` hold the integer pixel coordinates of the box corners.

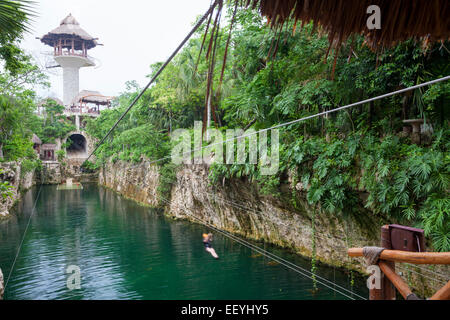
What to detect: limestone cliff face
<box><xmin>99</xmin><ymin>159</ymin><xmax>379</xmax><ymax>272</ymax></box>
<box><xmin>99</xmin><ymin>159</ymin><xmax>160</xmax><ymax>207</ymax></box>
<box><xmin>0</xmin><ymin>267</ymin><xmax>4</xmax><ymax>300</ymax></box>
<box><xmin>0</xmin><ymin>162</ymin><xmax>35</xmax><ymax>217</ymax></box>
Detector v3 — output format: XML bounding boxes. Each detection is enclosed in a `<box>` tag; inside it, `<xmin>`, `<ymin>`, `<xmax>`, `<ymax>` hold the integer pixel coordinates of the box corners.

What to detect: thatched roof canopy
<box><xmin>40</xmin><ymin>14</ymin><xmax>98</xmax><ymax>50</ymax></box>
<box><xmin>72</xmin><ymin>90</ymin><xmax>114</xmax><ymax>106</ymax></box>
<box><xmin>32</xmin><ymin>134</ymin><xmax>42</xmax><ymax>145</ymax></box>
<box><xmin>244</xmin><ymin>0</ymin><xmax>450</xmax><ymax>49</ymax></box>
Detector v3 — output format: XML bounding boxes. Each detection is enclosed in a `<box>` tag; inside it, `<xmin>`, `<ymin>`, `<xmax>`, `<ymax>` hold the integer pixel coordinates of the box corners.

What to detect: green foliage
<box><xmin>0</xmin><ymin>51</ymin><xmax>49</xmax><ymax>162</ymax></box>
<box><xmin>0</xmin><ymin>168</ymin><xmax>13</xmax><ymax>199</ymax></box>
<box><xmin>0</xmin><ymin>95</ymin><xmax>36</xmax><ymax>161</ymax></box>
<box><xmin>56</xmin><ymin>149</ymin><xmax>66</xmax><ymax>162</ymax></box>
<box><xmin>284</xmin><ymin>130</ymin><xmax>449</xmax><ymax>251</ymax></box>
<box><xmin>157</xmin><ymin>163</ymin><xmax>179</xmax><ymax>204</ymax></box>
<box><xmin>30</xmin><ymin>99</ymin><xmax>75</xmax><ymax>144</ymax></box>
<box><xmin>81</xmin><ymin>160</ymin><xmax>99</xmax><ymax>173</ymax></box>
<box><xmin>20</xmin><ymin>158</ymin><xmax>39</xmax><ymax>177</ymax></box>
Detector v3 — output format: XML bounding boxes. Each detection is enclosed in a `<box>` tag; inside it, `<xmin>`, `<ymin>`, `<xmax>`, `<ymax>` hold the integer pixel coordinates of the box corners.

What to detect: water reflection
<box><xmin>0</xmin><ymin>184</ymin><xmax>367</xmax><ymax>300</ymax></box>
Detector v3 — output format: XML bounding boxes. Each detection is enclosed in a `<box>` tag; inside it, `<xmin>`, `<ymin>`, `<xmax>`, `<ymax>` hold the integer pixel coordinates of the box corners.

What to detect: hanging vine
<box><xmin>290</xmin><ymin>170</ymin><xmax>299</xmax><ymax>209</ymax></box>
<box><xmin>345</xmin><ymin>219</ymin><xmax>355</xmax><ymax>290</ymax></box>
<box><xmin>311</xmin><ymin>206</ymin><xmax>318</xmax><ymax>292</ymax></box>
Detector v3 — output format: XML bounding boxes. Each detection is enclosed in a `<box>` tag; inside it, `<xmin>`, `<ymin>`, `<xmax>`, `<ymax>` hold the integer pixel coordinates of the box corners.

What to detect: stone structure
<box><xmin>38</xmin><ymin>14</ymin><xmax>109</xmax><ymax>165</ymax></box>
<box><xmin>0</xmin><ymin>267</ymin><xmax>4</xmax><ymax>300</ymax></box>
<box><xmin>0</xmin><ymin>162</ymin><xmax>36</xmax><ymax>217</ymax></box>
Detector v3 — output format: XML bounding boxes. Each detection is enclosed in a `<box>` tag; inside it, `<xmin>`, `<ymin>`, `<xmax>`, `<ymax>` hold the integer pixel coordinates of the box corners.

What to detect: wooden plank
<box><xmin>430</xmin><ymin>281</ymin><xmax>450</xmax><ymax>300</ymax></box>
<box><xmin>348</xmin><ymin>248</ymin><xmax>450</xmax><ymax>264</ymax></box>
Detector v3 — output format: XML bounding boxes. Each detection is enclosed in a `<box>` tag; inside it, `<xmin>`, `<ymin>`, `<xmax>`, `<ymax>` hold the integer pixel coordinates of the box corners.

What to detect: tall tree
<box><xmin>0</xmin><ymin>0</ymin><xmax>35</xmax><ymax>74</ymax></box>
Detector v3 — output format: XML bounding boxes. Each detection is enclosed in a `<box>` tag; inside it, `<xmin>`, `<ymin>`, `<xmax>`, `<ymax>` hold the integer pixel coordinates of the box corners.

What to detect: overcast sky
<box><xmin>20</xmin><ymin>0</ymin><xmax>212</xmax><ymax>99</ymax></box>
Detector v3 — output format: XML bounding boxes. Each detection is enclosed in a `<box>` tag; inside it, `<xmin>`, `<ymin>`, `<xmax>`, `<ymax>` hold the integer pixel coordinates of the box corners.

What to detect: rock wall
<box><xmin>38</xmin><ymin>162</ymin><xmax>62</xmax><ymax>185</ymax></box>
<box><xmin>99</xmin><ymin>159</ymin><xmax>379</xmax><ymax>271</ymax></box>
<box><xmin>0</xmin><ymin>162</ymin><xmax>36</xmax><ymax>217</ymax></box>
<box><xmin>99</xmin><ymin>159</ymin><xmax>449</xmax><ymax>297</ymax></box>
<box><xmin>99</xmin><ymin>160</ymin><xmax>160</xmax><ymax>207</ymax></box>
<box><xmin>37</xmin><ymin>160</ymin><xmax>98</xmax><ymax>185</ymax></box>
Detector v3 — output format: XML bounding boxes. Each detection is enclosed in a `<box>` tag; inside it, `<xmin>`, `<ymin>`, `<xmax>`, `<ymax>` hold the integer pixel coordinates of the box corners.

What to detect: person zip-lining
<box><xmin>202</xmin><ymin>233</ymin><xmax>219</xmax><ymax>259</ymax></box>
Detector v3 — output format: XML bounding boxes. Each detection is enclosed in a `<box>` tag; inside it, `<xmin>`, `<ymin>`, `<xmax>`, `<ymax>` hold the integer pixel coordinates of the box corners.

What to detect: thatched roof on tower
<box><xmin>40</xmin><ymin>14</ymin><xmax>98</xmax><ymax>49</ymax></box>
<box><xmin>71</xmin><ymin>90</ymin><xmax>114</xmax><ymax>106</ymax></box>
<box><xmin>244</xmin><ymin>0</ymin><xmax>450</xmax><ymax>49</ymax></box>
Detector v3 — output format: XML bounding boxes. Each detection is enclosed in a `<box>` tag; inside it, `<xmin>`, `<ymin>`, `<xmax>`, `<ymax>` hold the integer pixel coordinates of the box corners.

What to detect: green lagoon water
<box><xmin>0</xmin><ymin>184</ymin><xmax>367</xmax><ymax>300</ymax></box>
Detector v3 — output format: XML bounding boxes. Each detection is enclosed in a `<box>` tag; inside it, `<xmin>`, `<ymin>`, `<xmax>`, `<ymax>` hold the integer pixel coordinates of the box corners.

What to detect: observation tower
<box><xmin>39</xmin><ymin>14</ymin><xmax>99</xmax><ymax>106</ymax></box>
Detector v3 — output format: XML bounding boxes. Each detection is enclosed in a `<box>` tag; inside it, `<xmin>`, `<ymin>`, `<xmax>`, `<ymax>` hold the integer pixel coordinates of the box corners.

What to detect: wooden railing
<box><xmin>348</xmin><ymin>236</ymin><xmax>450</xmax><ymax>300</ymax></box>
<box><xmin>348</xmin><ymin>248</ymin><xmax>450</xmax><ymax>265</ymax></box>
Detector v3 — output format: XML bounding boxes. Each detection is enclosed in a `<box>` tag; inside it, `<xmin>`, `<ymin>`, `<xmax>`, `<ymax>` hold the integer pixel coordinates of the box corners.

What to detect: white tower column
<box><xmin>75</xmin><ymin>115</ymin><xmax>80</xmax><ymax>131</ymax></box>
<box><xmin>62</xmin><ymin>67</ymin><xmax>80</xmax><ymax>106</ymax></box>
<box><xmin>54</xmin><ymin>55</ymin><xmax>95</xmax><ymax>106</ymax></box>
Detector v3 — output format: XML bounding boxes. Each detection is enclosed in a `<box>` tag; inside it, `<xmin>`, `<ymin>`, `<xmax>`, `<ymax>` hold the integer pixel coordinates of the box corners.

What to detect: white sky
<box><xmin>20</xmin><ymin>0</ymin><xmax>212</xmax><ymax>99</ymax></box>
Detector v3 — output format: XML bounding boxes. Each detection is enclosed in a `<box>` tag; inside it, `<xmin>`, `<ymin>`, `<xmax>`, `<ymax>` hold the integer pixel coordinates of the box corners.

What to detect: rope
<box><xmin>362</xmin><ymin>246</ymin><xmax>385</xmax><ymax>266</ymax></box>
<box><xmin>205</xmin><ymin>192</ymin><xmax>371</xmax><ymax>245</ymax></box>
<box><xmin>207</xmin><ymin>191</ymin><xmax>450</xmax><ymax>286</ymax></box>
<box><xmin>206</xmin><ymin>192</ymin><xmax>450</xmax><ymax>282</ymax></box>
<box><xmin>160</xmin><ymin>197</ymin><xmax>367</xmax><ymax>300</ymax></box>
<box><xmin>4</xmin><ymin>181</ymin><xmax>43</xmax><ymax>292</ymax></box>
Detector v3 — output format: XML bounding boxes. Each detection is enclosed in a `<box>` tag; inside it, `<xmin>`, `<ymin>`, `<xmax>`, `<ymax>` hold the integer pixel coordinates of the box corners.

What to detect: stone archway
<box><xmin>64</xmin><ymin>132</ymin><xmax>92</xmax><ymax>159</ymax></box>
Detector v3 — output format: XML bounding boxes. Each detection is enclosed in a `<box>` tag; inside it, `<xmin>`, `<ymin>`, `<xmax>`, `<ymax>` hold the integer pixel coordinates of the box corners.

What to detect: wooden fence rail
<box><xmin>347</xmin><ymin>225</ymin><xmax>450</xmax><ymax>300</ymax></box>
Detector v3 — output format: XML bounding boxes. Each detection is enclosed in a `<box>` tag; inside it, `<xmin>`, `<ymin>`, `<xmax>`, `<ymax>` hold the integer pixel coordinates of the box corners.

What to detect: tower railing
<box><xmin>54</xmin><ymin>50</ymin><xmax>87</xmax><ymax>58</ymax></box>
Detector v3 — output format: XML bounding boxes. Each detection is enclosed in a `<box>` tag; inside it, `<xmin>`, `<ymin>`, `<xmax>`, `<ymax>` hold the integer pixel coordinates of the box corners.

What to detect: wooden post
<box><xmin>381</xmin><ymin>225</ymin><xmax>396</xmax><ymax>300</ymax></box>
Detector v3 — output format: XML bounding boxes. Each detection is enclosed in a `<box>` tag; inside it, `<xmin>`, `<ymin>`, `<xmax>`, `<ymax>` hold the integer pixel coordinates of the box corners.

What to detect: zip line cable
<box><xmin>161</xmin><ymin>197</ymin><xmax>365</xmax><ymax>300</ymax></box>
<box><xmin>85</xmin><ymin>0</ymin><xmax>221</xmax><ymax>163</ymax></box>
<box><xmin>396</xmin><ymin>265</ymin><xmax>448</xmax><ymax>285</ymax></box>
<box><xmin>86</xmin><ymin>74</ymin><xmax>450</xmax><ymax>166</ymax></box>
<box><xmin>402</xmin><ymin>264</ymin><xmax>449</xmax><ymax>281</ymax></box>
<box><xmin>74</xmin><ymin>0</ymin><xmax>450</xmax><ymax>295</ymax></box>
<box><xmin>207</xmin><ymin>192</ymin><xmax>377</xmax><ymax>244</ymax></box>
<box><xmin>160</xmin><ymin>197</ymin><xmax>366</xmax><ymax>300</ymax></box>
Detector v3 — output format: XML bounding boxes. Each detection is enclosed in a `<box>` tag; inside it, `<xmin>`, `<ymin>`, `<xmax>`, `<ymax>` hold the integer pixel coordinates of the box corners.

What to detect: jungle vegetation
<box><xmin>86</xmin><ymin>7</ymin><xmax>449</xmax><ymax>251</ymax></box>
<box><xmin>0</xmin><ymin>2</ymin><xmax>447</xmax><ymax>251</ymax></box>
<box><xmin>0</xmin><ymin>1</ymin><xmax>74</xmax><ymax>187</ymax></box>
